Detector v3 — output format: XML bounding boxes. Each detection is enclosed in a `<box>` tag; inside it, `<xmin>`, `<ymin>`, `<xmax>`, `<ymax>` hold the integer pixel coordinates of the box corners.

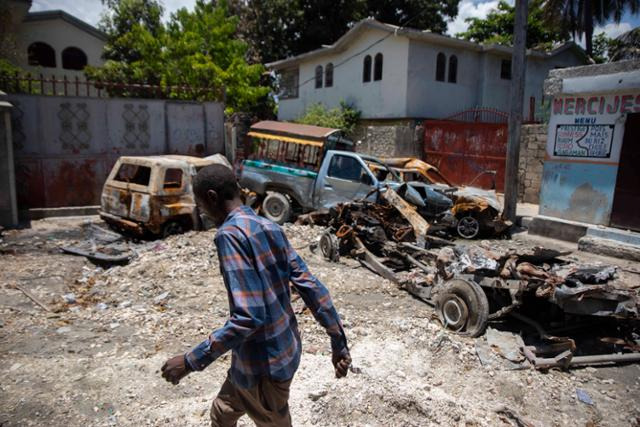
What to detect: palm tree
<box><xmin>543</xmin><ymin>0</ymin><xmax>640</xmax><ymax>57</ymax></box>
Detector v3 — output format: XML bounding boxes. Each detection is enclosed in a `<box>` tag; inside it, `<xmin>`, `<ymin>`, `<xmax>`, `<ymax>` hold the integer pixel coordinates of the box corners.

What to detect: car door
<box><xmin>314</xmin><ymin>152</ymin><xmax>377</xmax><ymax>208</ymax></box>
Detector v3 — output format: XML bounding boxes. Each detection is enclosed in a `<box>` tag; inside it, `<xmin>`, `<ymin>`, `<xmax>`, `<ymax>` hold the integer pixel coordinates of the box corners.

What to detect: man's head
<box><xmin>193</xmin><ymin>164</ymin><xmax>241</xmax><ymax>226</ymax></box>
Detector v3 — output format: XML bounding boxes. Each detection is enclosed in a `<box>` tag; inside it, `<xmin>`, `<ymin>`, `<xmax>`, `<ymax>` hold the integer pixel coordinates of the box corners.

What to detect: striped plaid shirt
<box><xmin>185</xmin><ymin>205</ymin><xmax>348</xmax><ymax>388</ymax></box>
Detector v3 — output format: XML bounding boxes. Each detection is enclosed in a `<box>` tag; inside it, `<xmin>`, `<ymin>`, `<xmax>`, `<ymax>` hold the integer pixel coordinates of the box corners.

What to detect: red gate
<box><xmin>423</xmin><ymin>113</ymin><xmax>508</xmax><ymax>192</ymax></box>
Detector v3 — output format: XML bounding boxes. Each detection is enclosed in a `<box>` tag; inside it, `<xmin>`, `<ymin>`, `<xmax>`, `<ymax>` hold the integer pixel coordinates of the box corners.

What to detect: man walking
<box><xmin>161</xmin><ymin>164</ymin><xmax>351</xmax><ymax>426</ymax></box>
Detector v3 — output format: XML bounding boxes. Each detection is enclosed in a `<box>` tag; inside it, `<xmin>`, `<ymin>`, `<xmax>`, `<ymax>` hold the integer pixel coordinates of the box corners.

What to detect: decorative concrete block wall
<box><xmin>518</xmin><ymin>124</ymin><xmax>547</xmax><ymax>203</ymax></box>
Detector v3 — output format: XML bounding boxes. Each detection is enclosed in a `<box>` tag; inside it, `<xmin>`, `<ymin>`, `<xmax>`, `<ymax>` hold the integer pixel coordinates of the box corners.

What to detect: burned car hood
<box><xmin>454</xmin><ymin>187</ymin><xmax>502</xmax><ymax>212</ymax></box>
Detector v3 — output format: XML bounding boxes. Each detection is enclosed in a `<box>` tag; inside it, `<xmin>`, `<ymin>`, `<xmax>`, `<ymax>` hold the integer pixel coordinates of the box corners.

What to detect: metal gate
<box><xmin>423</xmin><ymin>110</ymin><xmax>508</xmax><ymax>191</ymax></box>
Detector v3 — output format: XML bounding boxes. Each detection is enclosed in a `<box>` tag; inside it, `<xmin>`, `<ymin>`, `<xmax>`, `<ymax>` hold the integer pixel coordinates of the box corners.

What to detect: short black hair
<box><xmin>193</xmin><ymin>164</ymin><xmax>240</xmax><ymax>201</ymax></box>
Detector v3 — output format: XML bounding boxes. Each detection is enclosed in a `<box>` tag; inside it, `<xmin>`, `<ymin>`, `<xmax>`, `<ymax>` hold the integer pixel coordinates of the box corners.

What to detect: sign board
<box><xmin>553</xmin><ymin>124</ymin><xmax>614</xmax><ymax>158</ymax></box>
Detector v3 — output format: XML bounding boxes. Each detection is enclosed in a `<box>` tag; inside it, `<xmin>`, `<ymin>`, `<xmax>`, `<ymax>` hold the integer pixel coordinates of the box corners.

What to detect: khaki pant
<box><xmin>210</xmin><ymin>375</ymin><xmax>292</xmax><ymax>427</ymax></box>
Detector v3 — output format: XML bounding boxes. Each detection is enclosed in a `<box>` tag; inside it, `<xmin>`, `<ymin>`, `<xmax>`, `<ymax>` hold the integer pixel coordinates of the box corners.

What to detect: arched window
<box><xmin>315</xmin><ymin>65</ymin><xmax>323</xmax><ymax>89</ymax></box>
<box><xmin>448</xmin><ymin>55</ymin><xmax>457</xmax><ymax>83</ymax></box>
<box><xmin>325</xmin><ymin>63</ymin><xmax>334</xmax><ymax>87</ymax></box>
<box><xmin>62</xmin><ymin>47</ymin><xmax>88</xmax><ymax>70</ymax></box>
<box><xmin>435</xmin><ymin>52</ymin><xmax>446</xmax><ymax>82</ymax></box>
<box><xmin>28</xmin><ymin>42</ymin><xmax>56</xmax><ymax>68</ymax></box>
<box><xmin>374</xmin><ymin>53</ymin><xmax>383</xmax><ymax>81</ymax></box>
<box><xmin>363</xmin><ymin>55</ymin><xmax>372</xmax><ymax>83</ymax></box>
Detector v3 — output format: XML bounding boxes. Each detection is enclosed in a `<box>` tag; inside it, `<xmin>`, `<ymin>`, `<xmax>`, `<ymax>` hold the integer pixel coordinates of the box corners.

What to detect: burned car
<box><xmin>100</xmin><ymin>154</ymin><xmax>231</xmax><ymax>237</ymax></box>
<box><xmin>380</xmin><ymin>158</ymin><xmax>510</xmax><ymax>239</ymax></box>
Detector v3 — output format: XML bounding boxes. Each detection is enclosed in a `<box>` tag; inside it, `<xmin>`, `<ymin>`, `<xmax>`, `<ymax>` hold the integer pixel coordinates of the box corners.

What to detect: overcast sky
<box><xmin>33</xmin><ymin>0</ymin><xmax>639</xmax><ymax>44</ymax></box>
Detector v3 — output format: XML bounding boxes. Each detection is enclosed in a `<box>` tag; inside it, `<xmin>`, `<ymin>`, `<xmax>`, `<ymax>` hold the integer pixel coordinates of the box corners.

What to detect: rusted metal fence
<box><xmin>0</xmin><ymin>72</ymin><xmax>223</xmax><ymax>100</ymax></box>
<box><xmin>423</xmin><ymin>118</ymin><xmax>508</xmax><ymax>192</ymax></box>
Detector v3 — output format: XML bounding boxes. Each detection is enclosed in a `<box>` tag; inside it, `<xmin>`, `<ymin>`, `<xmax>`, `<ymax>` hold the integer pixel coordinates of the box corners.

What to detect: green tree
<box><xmin>457</xmin><ymin>0</ymin><xmax>570</xmax><ymax>50</ymax></box>
<box><xmin>542</xmin><ymin>0</ymin><xmax>640</xmax><ymax>56</ymax></box>
<box><xmin>295</xmin><ymin>101</ymin><xmax>361</xmax><ymax>136</ymax></box>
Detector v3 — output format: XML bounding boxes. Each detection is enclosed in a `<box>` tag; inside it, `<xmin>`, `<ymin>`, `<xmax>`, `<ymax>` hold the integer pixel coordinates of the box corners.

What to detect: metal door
<box><xmin>610</xmin><ymin>113</ymin><xmax>640</xmax><ymax>231</ymax></box>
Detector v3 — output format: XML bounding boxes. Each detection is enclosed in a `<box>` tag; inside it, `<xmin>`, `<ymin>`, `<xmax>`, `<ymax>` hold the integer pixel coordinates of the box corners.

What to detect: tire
<box><xmin>434</xmin><ymin>278</ymin><xmax>489</xmax><ymax>337</ymax></box>
<box><xmin>262</xmin><ymin>192</ymin><xmax>292</xmax><ymax>225</ymax></box>
<box><xmin>162</xmin><ymin>220</ymin><xmax>184</xmax><ymax>238</ymax></box>
<box><xmin>457</xmin><ymin>215</ymin><xmax>480</xmax><ymax>239</ymax></box>
<box><xmin>319</xmin><ymin>231</ymin><xmax>339</xmax><ymax>262</ymax></box>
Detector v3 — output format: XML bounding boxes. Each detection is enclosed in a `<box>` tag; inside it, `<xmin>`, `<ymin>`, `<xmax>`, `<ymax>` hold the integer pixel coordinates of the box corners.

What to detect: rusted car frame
<box><xmin>100</xmin><ymin>154</ymin><xmax>230</xmax><ymax>237</ymax></box>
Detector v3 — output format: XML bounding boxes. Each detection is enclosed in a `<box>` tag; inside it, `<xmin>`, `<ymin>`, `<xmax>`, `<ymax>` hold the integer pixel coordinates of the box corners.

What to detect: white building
<box><xmin>5</xmin><ymin>0</ymin><xmax>106</xmax><ymax>81</ymax></box>
<box><xmin>268</xmin><ymin>19</ymin><xmax>588</xmax><ymax>121</ymax></box>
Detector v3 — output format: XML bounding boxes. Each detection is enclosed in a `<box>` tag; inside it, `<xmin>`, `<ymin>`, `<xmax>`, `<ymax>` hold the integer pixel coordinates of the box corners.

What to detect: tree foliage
<box><xmin>229</xmin><ymin>0</ymin><xmax>461</xmax><ymax>63</ymax></box>
<box><xmin>86</xmin><ymin>0</ymin><xmax>270</xmax><ymax>113</ymax></box>
<box><xmin>457</xmin><ymin>0</ymin><xmax>570</xmax><ymax>50</ymax></box>
<box><xmin>295</xmin><ymin>101</ymin><xmax>361</xmax><ymax>136</ymax></box>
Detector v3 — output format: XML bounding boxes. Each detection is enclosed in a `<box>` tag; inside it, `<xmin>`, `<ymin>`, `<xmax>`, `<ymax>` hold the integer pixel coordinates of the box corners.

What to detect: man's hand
<box><xmin>332</xmin><ymin>349</ymin><xmax>352</xmax><ymax>379</ymax></box>
<box><xmin>161</xmin><ymin>355</ymin><xmax>191</xmax><ymax>385</ymax></box>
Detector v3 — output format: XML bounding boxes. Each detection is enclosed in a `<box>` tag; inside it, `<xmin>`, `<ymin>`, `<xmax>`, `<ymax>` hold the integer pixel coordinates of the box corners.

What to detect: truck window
<box><xmin>114</xmin><ymin>163</ymin><xmax>151</xmax><ymax>186</ymax></box>
<box><xmin>163</xmin><ymin>168</ymin><xmax>183</xmax><ymax>189</ymax></box>
<box><xmin>328</xmin><ymin>155</ymin><xmax>367</xmax><ymax>182</ymax></box>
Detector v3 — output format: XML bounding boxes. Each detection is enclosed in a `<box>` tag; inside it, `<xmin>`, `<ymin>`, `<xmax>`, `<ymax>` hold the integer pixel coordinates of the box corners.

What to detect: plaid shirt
<box><xmin>185</xmin><ymin>205</ymin><xmax>348</xmax><ymax>388</ymax></box>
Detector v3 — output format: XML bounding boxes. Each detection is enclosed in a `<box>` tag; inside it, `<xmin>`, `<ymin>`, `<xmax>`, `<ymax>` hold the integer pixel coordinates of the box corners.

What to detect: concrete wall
<box><xmin>518</xmin><ymin>124</ymin><xmax>546</xmax><ymax>203</ymax></box>
<box><xmin>277</xmin><ymin>28</ymin><xmax>410</xmax><ymax>121</ymax></box>
<box><xmin>352</xmin><ymin>119</ymin><xmax>422</xmax><ymax>158</ymax></box>
<box><xmin>8</xmin><ymin>94</ymin><xmax>225</xmax><ymax>209</ymax></box>
<box><xmin>539</xmin><ymin>63</ymin><xmax>640</xmax><ymax>225</ymax></box>
<box><xmin>14</xmin><ymin>17</ymin><xmax>105</xmax><ymax>82</ymax></box>
<box><xmin>0</xmin><ymin>95</ymin><xmax>18</xmax><ymax>227</ymax></box>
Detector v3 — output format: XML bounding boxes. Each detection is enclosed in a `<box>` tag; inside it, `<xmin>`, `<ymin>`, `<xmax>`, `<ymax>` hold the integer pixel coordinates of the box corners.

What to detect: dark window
<box><xmin>374</xmin><ymin>53</ymin><xmax>383</xmax><ymax>81</ymax></box>
<box><xmin>435</xmin><ymin>52</ymin><xmax>446</xmax><ymax>82</ymax></box>
<box><xmin>62</xmin><ymin>47</ymin><xmax>88</xmax><ymax>70</ymax></box>
<box><xmin>448</xmin><ymin>55</ymin><xmax>457</xmax><ymax>83</ymax></box>
<box><xmin>315</xmin><ymin>65</ymin><xmax>323</xmax><ymax>89</ymax></box>
<box><xmin>328</xmin><ymin>155</ymin><xmax>366</xmax><ymax>182</ymax></box>
<box><xmin>279</xmin><ymin>68</ymin><xmax>299</xmax><ymax>99</ymax></box>
<box><xmin>163</xmin><ymin>168</ymin><xmax>183</xmax><ymax>189</ymax></box>
<box><xmin>114</xmin><ymin>164</ymin><xmax>151</xmax><ymax>186</ymax></box>
<box><xmin>501</xmin><ymin>59</ymin><xmax>512</xmax><ymax>80</ymax></box>
<box><xmin>363</xmin><ymin>55</ymin><xmax>372</xmax><ymax>82</ymax></box>
<box><xmin>28</xmin><ymin>42</ymin><xmax>56</xmax><ymax>68</ymax></box>
<box><xmin>325</xmin><ymin>63</ymin><xmax>333</xmax><ymax>87</ymax></box>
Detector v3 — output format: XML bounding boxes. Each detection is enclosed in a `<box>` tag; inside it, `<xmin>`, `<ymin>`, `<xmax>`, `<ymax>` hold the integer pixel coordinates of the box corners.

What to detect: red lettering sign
<box><xmin>564</xmin><ymin>97</ymin><xmax>575</xmax><ymax>115</ymax></box>
<box><xmin>575</xmin><ymin>97</ymin><xmax>586</xmax><ymax>114</ymax></box>
<box><xmin>621</xmin><ymin>95</ymin><xmax>634</xmax><ymax>113</ymax></box>
<box><xmin>636</xmin><ymin>94</ymin><xmax>640</xmax><ymax>112</ymax></box>
<box><xmin>587</xmin><ymin>97</ymin><xmax>599</xmax><ymax>114</ymax></box>
<box><xmin>606</xmin><ymin>95</ymin><xmax>620</xmax><ymax>114</ymax></box>
<box><xmin>553</xmin><ymin>98</ymin><xmax>563</xmax><ymax>115</ymax></box>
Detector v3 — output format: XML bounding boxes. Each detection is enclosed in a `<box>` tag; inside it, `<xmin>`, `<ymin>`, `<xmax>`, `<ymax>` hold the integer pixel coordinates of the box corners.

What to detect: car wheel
<box><xmin>319</xmin><ymin>231</ymin><xmax>339</xmax><ymax>262</ymax></box>
<box><xmin>434</xmin><ymin>278</ymin><xmax>489</xmax><ymax>337</ymax></box>
<box><xmin>162</xmin><ymin>221</ymin><xmax>184</xmax><ymax>238</ymax></box>
<box><xmin>457</xmin><ymin>215</ymin><xmax>480</xmax><ymax>239</ymax></box>
<box><xmin>262</xmin><ymin>192</ymin><xmax>292</xmax><ymax>225</ymax></box>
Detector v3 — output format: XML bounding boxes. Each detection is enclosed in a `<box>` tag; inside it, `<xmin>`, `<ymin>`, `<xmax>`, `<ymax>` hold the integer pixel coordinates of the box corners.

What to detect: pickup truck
<box><xmin>239</xmin><ymin>150</ymin><xmax>451</xmax><ymax>224</ymax></box>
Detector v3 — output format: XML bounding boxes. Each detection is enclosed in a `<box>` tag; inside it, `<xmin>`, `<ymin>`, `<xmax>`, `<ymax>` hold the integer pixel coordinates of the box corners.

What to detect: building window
<box><xmin>435</xmin><ymin>52</ymin><xmax>446</xmax><ymax>82</ymax></box>
<box><xmin>279</xmin><ymin>68</ymin><xmax>299</xmax><ymax>99</ymax></box>
<box><xmin>27</xmin><ymin>42</ymin><xmax>56</xmax><ymax>68</ymax></box>
<box><xmin>374</xmin><ymin>53</ymin><xmax>383</xmax><ymax>81</ymax></box>
<box><xmin>501</xmin><ymin>59</ymin><xmax>512</xmax><ymax>80</ymax></box>
<box><xmin>363</xmin><ymin>55</ymin><xmax>372</xmax><ymax>82</ymax></box>
<box><xmin>448</xmin><ymin>55</ymin><xmax>457</xmax><ymax>83</ymax></box>
<box><xmin>62</xmin><ymin>47</ymin><xmax>88</xmax><ymax>70</ymax></box>
<box><xmin>325</xmin><ymin>63</ymin><xmax>333</xmax><ymax>87</ymax></box>
<box><xmin>315</xmin><ymin>65</ymin><xmax>323</xmax><ymax>88</ymax></box>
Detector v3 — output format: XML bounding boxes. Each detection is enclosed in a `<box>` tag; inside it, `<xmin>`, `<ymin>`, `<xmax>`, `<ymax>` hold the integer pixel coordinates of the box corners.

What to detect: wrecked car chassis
<box><xmin>318</xmin><ymin>188</ymin><xmax>640</xmax><ymax>368</ymax></box>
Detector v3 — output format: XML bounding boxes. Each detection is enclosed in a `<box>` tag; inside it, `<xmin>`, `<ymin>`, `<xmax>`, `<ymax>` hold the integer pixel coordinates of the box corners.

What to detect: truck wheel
<box><xmin>262</xmin><ymin>192</ymin><xmax>292</xmax><ymax>224</ymax></box>
<box><xmin>319</xmin><ymin>231</ymin><xmax>339</xmax><ymax>262</ymax></box>
<box><xmin>457</xmin><ymin>215</ymin><xmax>480</xmax><ymax>239</ymax></box>
<box><xmin>162</xmin><ymin>221</ymin><xmax>184</xmax><ymax>238</ymax></box>
<box><xmin>434</xmin><ymin>278</ymin><xmax>489</xmax><ymax>337</ymax></box>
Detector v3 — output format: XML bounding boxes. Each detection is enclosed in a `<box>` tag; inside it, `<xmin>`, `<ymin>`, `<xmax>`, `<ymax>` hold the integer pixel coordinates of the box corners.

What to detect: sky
<box><xmin>33</xmin><ymin>0</ymin><xmax>640</xmax><ymax>42</ymax></box>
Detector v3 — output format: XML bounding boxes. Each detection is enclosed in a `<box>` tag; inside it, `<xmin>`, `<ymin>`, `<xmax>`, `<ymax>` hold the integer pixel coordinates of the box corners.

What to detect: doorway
<box><xmin>610</xmin><ymin>113</ymin><xmax>640</xmax><ymax>231</ymax></box>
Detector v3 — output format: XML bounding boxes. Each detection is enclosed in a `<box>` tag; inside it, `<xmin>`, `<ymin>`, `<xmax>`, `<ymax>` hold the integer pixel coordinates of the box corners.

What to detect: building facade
<box><xmin>539</xmin><ymin>60</ymin><xmax>640</xmax><ymax>231</ymax></box>
<box><xmin>268</xmin><ymin>19</ymin><xmax>587</xmax><ymax>122</ymax></box>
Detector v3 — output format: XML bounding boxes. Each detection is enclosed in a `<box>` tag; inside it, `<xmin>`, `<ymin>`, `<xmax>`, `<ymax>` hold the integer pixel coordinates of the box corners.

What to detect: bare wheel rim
<box><xmin>457</xmin><ymin>216</ymin><xmax>480</xmax><ymax>239</ymax></box>
<box><xmin>266</xmin><ymin>198</ymin><xmax>284</xmax><ymax>217</ymax></box>
<box><xmin>442</xmin><ymin>295</ymin><xmax>469</xmax><ymax>331</ymax></box>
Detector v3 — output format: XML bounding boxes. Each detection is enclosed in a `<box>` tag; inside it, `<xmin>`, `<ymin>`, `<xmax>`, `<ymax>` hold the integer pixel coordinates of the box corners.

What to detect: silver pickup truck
<box><xmin>239</xmin><ymin>150</ymin><xmax>450</xmax><ymax>224</ymax></box>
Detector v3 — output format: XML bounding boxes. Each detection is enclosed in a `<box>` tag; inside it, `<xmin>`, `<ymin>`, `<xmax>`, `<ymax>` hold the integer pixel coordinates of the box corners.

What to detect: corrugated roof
<box><xmin>250</xmin><ymin>120</ymin><xmax>340</xmax><ymax>139</ymax></box>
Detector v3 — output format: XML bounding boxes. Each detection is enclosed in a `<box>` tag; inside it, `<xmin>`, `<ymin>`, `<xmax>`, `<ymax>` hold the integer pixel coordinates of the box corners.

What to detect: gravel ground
<box><xmin>1</xmin><ymin>217</ymin><xmax>639</xmax><ymax>427</ymax></box>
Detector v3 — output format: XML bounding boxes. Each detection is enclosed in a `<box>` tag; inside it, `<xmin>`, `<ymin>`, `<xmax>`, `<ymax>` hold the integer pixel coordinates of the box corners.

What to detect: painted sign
<box><xmin>553</xmin><ymin>124</ymin><xmax>614</xmax><ymax>158</ymax></box>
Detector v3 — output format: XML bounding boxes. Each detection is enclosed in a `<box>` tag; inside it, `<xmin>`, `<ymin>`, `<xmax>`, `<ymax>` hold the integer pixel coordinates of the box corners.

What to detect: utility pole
<box><xmin>503</xmin><ymin>0</ymin><xmax>528</xmax><ymax>222</ymax></box>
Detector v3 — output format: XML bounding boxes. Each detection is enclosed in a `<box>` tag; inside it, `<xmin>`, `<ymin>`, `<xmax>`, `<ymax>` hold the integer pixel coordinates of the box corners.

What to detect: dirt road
<box><xmin>1</xmin><ymin>217</ymin><xmax>639</xmax><ymax>426</ymax></box>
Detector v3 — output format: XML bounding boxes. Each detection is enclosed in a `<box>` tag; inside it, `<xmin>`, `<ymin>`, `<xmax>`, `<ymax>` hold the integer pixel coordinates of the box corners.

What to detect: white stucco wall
<box><xmin>277</xmin><ymin>28</ymin><xmax>410</xmax><ymax>121</ymax></box>
<box><xmin>14</xmin><ymin>18</ymin><xmax>105</xmax><ymax>80</ymax></box>
<box><xmin>406</xmin><ymin>40</ymin><xmax>483</xmax><ymax>118</ymax></box>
